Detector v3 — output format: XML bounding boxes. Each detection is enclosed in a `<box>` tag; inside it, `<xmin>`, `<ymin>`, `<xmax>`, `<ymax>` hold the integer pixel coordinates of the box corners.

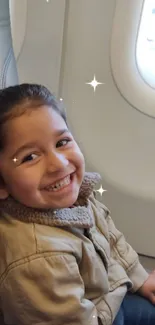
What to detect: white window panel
<box><xmin>136</xmin><ymin>0</ymin><xmax>155</xmax><ymax>89</ymax></box>
<box><xmin>111</xmin><ymin>0</ymin><xmax>155</xmax><ymax>118</ymax></box>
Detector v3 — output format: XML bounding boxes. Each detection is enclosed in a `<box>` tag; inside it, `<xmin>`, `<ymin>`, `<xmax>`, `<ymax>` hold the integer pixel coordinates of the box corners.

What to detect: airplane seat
<box><xmin>0</xmin><ymin>0</ymin><xmax>18</xmax><ymax>89</ymax></box>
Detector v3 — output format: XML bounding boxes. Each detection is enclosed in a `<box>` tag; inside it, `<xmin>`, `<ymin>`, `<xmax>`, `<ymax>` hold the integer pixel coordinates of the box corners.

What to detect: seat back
<box><xmin>0</xmin><ymin>0</ymin><xmax>18</xmax><ymax>88</ymax></box>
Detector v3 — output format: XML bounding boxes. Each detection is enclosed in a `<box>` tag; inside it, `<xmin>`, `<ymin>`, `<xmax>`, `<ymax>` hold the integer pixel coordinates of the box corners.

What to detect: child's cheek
<box><xmin>73</xmin><ymin>144</ymin><xmax>85</xmax><ymax>164</ymax></box>
<box><xmin>11</xmin><ymin>170</ymin><xmax>39</xmax><ymax>191</ymax></box>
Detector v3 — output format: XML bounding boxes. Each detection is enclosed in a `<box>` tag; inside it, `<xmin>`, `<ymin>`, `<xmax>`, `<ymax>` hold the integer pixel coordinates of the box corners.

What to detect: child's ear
<box><xmin>0</xmin><ymin>175</ymin><xmax>9</xmax><ymax>199</ymax></box>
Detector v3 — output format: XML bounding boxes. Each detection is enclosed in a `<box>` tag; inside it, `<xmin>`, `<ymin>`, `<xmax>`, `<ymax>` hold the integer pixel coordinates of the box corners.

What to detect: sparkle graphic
<box><xmin>86</xmin><ymin>75</ymin><xmax>104</xmax><ymax>92</ymax></box>
<box><xmin>13</xmin><ymin>157</ymin><xmax>18</xmax><ymax>163</ymax></box>
<box><xmin>60</xmin><ymin>98</ymin><xmax>63</xmax><ymax>101</ymax></box>
<box><xmin>95</xmin><ymin>185</ymin><xmax>107</xmax><ymax>196</ymax></box>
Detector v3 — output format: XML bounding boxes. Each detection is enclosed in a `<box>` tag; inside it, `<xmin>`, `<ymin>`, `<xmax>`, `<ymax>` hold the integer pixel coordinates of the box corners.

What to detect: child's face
<box><xmin>0</xmin><ymin>106</ymin><xmax>85</xmax><ymax>209</ymax></box>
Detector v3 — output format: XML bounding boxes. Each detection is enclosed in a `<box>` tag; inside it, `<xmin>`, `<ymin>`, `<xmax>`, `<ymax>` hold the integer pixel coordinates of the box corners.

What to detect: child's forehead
<box><xmin>6</xmin><ymin>106</ymin><xmax>65</xmax><ymax>132</ymax></box>
<box><xmin>3</xmin><ymin>107</ymin><xmax>68</xmax><ymax>148</ymax></box>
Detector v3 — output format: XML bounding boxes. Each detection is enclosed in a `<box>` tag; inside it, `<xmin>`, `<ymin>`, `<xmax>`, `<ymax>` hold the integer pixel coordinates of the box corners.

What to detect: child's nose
<box><xmin>46</xmin><ymin>152</ymin><xmax>69</xmax><ymax>172</ymax></box>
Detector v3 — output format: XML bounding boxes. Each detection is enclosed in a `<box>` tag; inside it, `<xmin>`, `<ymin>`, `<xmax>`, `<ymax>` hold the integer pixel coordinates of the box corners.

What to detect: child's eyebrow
<box><xmin>10</xmin><ymin>128</ymin><xmax>70</xmax><ymax>159</ymax></box>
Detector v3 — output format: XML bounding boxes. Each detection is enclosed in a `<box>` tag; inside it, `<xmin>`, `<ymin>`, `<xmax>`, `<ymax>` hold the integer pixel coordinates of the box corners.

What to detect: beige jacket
<box><xmin>0</xmin><ymin>172</ymin><xmax>148</xmax><ymax>325</ymax></box>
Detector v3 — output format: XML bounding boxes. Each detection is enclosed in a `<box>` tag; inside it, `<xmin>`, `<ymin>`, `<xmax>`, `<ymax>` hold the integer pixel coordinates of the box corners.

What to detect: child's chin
<box><xmin>52</xmin><ymin>193</ymin><xmax>79</xmax><ymax>209</ymax></box>
<box><xmin>55</xmin><ymin>197</ymin><xmax>78</xmax><ymax>209</ymax></box>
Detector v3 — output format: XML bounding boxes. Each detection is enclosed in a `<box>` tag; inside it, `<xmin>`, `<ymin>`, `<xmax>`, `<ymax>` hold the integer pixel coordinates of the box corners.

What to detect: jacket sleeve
<box><xmin>106</xmin><ymin>213</ymin><xmax>148</xmax><ymax>291</ymax></box>
<box><xmin>1</xmin><ymin>254</ymin><xmax>99</xmax><ymax>325</ymax></box>
<box><xmin>92</xmin><ymin>194</ymin><xmax>148</xmax><ymax>292</ymax></box>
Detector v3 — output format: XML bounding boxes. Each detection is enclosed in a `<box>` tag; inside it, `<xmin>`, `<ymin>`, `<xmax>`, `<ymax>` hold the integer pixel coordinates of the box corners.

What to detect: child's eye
<box><xmin>21</xmin><ymin>153</ymin><xmax>39</xmax><ymax>164</ymax></box>
<box><xmin>56</xmin><ymin>138</ymin><xmax>71</xmax><ymax>148</ymax></box>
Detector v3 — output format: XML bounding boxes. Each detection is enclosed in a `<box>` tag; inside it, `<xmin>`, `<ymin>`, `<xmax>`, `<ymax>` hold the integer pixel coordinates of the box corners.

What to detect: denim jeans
<box><xmin>113</xmin><ymin>293</ymin><xmax>155</xmax><ymax>325</ymax></box>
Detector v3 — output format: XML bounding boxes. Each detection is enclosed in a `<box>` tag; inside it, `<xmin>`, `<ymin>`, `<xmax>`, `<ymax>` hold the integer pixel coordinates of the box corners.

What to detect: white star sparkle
<box><xmin>13</xmin><ymin>157</ymin><xmax>18</xmax><ymax>163</ymax></box>
<box><xmin>95</xmin><ymin>185</ymin><xmax>107</xmax><ymax>196</ymax></box>
<box><xmin>60</xmin><ymin>98</ymin><xmax>63</xmax><ymax>101</ymax></box>
<box><xmin>86</xmin><ymin>75</ymin><xmax>104</xmax><ymax>92</ymax></box>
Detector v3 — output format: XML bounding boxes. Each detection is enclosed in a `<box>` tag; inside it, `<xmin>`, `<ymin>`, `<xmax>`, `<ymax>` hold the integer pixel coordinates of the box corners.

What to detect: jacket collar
<box><xmin>0</xmin><ymin>172</ymin><xmax>101</xmax><ymax>229</ymax></box>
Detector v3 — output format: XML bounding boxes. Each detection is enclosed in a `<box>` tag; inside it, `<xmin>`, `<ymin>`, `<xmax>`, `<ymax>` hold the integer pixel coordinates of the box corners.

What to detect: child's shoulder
<box><xmin>88</xmin><ymin>190</ymin><xmax>110</xmax><ymax>216</ymax></box>
<box><xmin>0</xmin><ymin>211</ymin><xmax>83</xmax><ymax>280</ymax></box>
<box><xmin>0</xmin><ymin>212</ymin><xmax>36</xmax><ymax>275</ymax></box>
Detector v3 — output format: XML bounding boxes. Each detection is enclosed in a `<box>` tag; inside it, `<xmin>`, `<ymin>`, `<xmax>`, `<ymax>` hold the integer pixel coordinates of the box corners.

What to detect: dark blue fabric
<box><xmin>113</xmin><ymin>293</ymin><xmax>155</xmax><ymax>325</ymax></box>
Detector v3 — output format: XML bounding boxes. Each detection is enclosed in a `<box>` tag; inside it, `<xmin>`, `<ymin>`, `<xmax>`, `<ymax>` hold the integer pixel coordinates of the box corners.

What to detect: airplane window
<box><xmin>136</xmin><ymin>0</ymin><xmax>155</xmax><ymax>88</ymax></box>
<box><xmin>111</xmin><ymin>0</ymin><xmax>155</xmax><ymax>118</ymax></box>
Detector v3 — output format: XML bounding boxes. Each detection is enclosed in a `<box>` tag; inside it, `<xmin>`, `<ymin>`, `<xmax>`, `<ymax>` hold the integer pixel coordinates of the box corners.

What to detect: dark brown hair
<box><xmin>0</xmin><ymin>83</ymin><xmax>67</xmax><ymax>151</ymax></box>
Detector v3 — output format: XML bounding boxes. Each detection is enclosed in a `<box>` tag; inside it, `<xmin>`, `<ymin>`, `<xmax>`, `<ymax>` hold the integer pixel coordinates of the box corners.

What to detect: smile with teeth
<box><xmin>45</xmin><ymin>175</ymin><xmax>71</xmax><ymax>192</ymax></box>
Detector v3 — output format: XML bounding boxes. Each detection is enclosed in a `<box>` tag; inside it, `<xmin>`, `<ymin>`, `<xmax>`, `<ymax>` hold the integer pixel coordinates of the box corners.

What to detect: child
<box><xmin>0</xmin><ymin>84</ymin><xmax>155</xmax><ymax>325</ymax></box>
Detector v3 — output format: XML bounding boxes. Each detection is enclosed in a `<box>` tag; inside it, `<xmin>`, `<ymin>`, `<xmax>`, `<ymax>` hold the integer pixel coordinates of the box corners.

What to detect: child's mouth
<box><xmin>44</xmin><ymin>174</ymin><xmax>73</xmax><ymax>192</ymax></box>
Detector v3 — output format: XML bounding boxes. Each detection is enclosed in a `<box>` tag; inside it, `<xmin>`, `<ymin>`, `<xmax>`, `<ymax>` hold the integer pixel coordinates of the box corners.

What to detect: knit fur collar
<box><xmin>0</xmin><ymin>172</ymin><xmax>101</xmax><ymax>229</ymax></box>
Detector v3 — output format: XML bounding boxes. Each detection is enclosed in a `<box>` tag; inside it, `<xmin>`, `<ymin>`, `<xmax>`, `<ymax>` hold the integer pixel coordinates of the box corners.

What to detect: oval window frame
<box><xmin>111</xmin><ymin>0</ymin><xmax>155</xmax><ymax>118</ymax></box>
<box><xmin>136</xmin><ymin>0</ymin><xmax>155</xmax><ymax>89</ymax></box>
